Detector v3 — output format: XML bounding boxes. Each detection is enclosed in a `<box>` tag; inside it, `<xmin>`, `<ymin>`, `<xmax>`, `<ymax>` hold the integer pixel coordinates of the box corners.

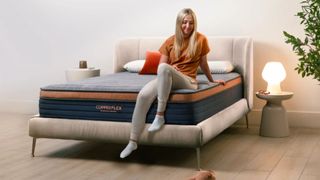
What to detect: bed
<box><xmin>29</xmin><ymin>37</ymin><xmax>253</xmax><ymax>169</ymax></box>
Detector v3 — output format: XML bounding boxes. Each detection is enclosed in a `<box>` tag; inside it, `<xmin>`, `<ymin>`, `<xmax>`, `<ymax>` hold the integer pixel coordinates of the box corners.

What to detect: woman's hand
<box><xmin>172</xmin><ymin>64</ymin><xmax>180</xmax><ymax>71</ymax></box>
<box><xmin>212</xmin><ymin>79</ymin><xmax>226</xmax><ymax>86</ymax></box>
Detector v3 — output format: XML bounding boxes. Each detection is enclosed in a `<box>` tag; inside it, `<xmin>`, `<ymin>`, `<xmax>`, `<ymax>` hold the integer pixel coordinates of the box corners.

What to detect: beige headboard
<box><xmin>113</xmin><ymin>37</ymin><xmax>253</xmax><ymax>109</ymax></box>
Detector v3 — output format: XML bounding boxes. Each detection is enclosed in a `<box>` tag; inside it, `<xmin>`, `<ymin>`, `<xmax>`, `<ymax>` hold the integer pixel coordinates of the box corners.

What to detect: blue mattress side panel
<box><xmin>39</xmin><ymin>84</ymin><xmax>243</xmax><ymax>125</ymax></box>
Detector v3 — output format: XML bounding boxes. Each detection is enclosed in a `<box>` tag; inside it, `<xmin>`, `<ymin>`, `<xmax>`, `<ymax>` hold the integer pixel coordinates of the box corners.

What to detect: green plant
<box><xmin>283</xmin><ymin>0</ymin><xmax>320</xmax><ymax>81</ymax></box>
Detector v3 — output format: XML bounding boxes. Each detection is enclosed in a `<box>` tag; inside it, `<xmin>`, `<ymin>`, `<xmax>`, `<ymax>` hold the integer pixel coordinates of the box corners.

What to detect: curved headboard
<box><xmin>113</xmin><ymin>37</ymin><xmax>253</xmax><ymax>109</ymax></box>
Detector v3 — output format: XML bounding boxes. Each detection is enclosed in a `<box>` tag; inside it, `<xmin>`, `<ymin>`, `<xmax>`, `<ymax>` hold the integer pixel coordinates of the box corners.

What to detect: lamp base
<box><xmin>267</xmin><ymin>83</ymin><xmax>282</xmax><ymax>95</ymax></box>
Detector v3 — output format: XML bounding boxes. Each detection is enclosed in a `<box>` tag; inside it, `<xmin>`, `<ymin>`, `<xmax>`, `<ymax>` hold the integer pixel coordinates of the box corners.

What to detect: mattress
<box><xmin>39</xmin><ymin>72</ymin><xmax>243</xmax><ymax>125</ymax></box>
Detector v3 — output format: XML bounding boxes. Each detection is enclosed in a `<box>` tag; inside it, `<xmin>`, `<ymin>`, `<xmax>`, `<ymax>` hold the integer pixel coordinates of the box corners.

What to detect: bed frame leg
<box><xmin>196</xmin><ymin>147</ymin><xmax>201</xmax><ymax>170</ymax></box>
<box><xmin>31</xmin><ymin>138</ymin><xmax>36</xmax><ymax>157</ymax></box>
<box><xmin>245</xmin><ymin>114</ymin><xmax>249</xmax><ymax>128</ymax></box>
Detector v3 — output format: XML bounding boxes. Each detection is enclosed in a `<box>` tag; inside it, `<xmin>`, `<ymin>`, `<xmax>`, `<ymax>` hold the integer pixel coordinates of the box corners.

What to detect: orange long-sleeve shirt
<box><xmin>159</xmin><ymin>32</ymin><xmax>210</xmax><ymax>79</ymax></box>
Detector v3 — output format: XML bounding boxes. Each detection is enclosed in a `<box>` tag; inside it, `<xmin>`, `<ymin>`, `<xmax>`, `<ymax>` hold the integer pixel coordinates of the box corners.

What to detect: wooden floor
<box><xmin>1</xmin><ymin>113</ymin><xmax>320</xmax><ymax>180</ymax></box>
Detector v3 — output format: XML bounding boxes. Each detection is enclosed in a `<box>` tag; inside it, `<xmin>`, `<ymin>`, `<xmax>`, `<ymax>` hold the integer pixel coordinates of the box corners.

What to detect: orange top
<box><xmin>159</xmin><ymin>32</ymin><xmax>210</xmax><ymax>79</ymax></box>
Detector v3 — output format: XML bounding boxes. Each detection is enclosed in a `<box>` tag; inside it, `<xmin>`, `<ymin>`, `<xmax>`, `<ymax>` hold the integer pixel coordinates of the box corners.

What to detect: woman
<box><xmin>120</xmin><ymin>8</ymin><xmax>225</xmax><ymax>158</ymax></box>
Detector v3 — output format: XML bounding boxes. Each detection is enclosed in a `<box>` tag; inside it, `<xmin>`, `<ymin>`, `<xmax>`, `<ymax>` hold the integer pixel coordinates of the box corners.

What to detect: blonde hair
<box><xmin>174</xmin><ymin>8</ymin><xmax>198</xmax><ymax>58</ymax></box>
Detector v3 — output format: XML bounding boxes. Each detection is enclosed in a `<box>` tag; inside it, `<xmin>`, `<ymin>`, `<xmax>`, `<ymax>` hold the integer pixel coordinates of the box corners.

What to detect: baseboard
<box><xmin>236</xmin><ymin>109</ymin><xmax>320</xmax><ymax>128</ymax></box>
<box><xmin>0</xmin><ymin>100</ymin><xmax>38</xmax><ymax>115</ymax></box>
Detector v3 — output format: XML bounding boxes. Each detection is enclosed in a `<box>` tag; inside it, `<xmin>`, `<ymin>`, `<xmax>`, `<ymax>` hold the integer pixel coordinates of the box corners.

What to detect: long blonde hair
<box><xmin>174</xmin><ymin>8</ymin><xmax>198</xmax><ymax>58</ymax></box>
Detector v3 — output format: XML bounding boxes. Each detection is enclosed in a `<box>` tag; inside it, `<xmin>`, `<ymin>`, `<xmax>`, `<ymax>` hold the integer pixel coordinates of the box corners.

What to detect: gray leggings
<box><xmin>130</xmin><ymin>63</ymin><xmax>198</xmax><ymax>141</ymax></box>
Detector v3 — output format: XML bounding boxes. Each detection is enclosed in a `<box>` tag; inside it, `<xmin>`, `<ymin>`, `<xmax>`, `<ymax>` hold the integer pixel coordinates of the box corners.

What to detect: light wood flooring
<box><xmin>1</xmin><ymin>113</ymin><xmax>320</xmax><ymax>180</ymax></box>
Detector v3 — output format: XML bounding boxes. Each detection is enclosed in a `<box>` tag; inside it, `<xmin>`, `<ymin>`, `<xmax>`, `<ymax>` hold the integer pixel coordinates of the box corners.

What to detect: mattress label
<box><xmin>96</xmin><ymin>105</ymin><xmax>122</xmax><ymax>112</ymax></box>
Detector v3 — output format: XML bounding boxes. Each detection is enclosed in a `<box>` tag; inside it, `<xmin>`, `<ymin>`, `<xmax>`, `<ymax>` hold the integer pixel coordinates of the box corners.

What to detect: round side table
<box><xmin>256</xmin><ymin>91</ymin><xmax>293</xmax><ymax>137</ymax></box>
<box><xmin>65</xmin><ymin>68</ymin><xmax>100</xmax><ymax>82</ymax></box>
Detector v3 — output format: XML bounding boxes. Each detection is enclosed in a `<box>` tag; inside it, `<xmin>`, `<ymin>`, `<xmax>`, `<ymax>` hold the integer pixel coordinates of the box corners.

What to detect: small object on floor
<box><xmin>187</xmin><ymin>170</ymin><xmax>216</xmax><ymax>180</ymax></box>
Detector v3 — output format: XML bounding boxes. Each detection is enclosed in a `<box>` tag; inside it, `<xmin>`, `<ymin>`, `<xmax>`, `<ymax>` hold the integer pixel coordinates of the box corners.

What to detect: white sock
<box><xmin>120</xmin><ymin>140</ymin><xmax>137</xmax><ymax>159</ymax></box>
<box><xmin>148</xmin><ymin>115</ymin><xmax>165</xmax><ymax>132</ymax></box>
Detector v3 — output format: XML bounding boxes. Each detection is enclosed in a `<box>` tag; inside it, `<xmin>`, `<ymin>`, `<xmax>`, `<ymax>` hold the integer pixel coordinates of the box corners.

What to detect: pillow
<box><xmin>123</xmin><ymin>58</ymin><xmax>232</xmax><ymax>74</ymax></box>
<box><xmin>139</xmin><ymin>51</ymin><xmax>161</xmax><ymax>74</ymax></box>
<box><xmin>198</xmin><ymin>61</ymin><xmax>234</xmax><ymax>74</ymax></box>
<box><xmin>123</xmin><ymin>60</ymin><xmax>145</xmax><ymax>73</ymax></box>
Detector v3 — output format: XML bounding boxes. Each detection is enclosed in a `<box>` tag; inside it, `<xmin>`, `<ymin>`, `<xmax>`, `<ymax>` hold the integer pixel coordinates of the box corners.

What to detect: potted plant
<box><xmin>283</xmin><ymin>0</ymin><xmax>320</xmax><ymax>82</ymax></box>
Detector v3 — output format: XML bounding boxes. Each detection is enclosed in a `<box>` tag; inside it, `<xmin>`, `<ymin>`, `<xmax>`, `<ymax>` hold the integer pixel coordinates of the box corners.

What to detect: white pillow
<box><xmin>123</xmin><ymin>60</ymin><xmax>234</xmax><ymax>74</ymax></box>
<box><xmin>123</xmin><ymin>60</ymin><xmax>145</xmax><ymax>72</ymax></box>
<box><xmin>198</xmin><ymin>61</ymin><xmax>234</xmax><ymax>74</ymax></box>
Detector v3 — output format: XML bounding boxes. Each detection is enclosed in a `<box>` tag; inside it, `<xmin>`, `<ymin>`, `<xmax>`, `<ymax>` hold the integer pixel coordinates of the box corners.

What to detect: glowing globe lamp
<box><xmin>262</xmin><ymin>62</ymin><xmax>286</xmax><ymax>95</ymax></box>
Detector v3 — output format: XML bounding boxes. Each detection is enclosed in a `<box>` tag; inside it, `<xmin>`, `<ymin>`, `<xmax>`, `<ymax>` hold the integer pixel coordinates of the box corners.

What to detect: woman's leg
<box><xmin>120</xmin><ymin>79</ymin><xmax>158</xmax><ymax>158</ymax></box>
<box><xmin>131</xmin><ymin>79</ymin><xmax>158</xmax><ymax>140</ymax></box>
<box><xmin>148</xmin><ymin>63</ymin><xmax>197</xmax><ymax>132</ymax></box>
<box><xmin>121</xmin><ymin>64</ymin><xmax>197</xmax><ymax>158</ymax></box>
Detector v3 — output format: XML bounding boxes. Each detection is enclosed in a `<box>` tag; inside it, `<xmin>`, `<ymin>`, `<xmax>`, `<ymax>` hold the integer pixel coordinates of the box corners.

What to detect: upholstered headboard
<box><xmin>113</xmin><ymin>37</ymin><xmax>253</xmax><ymax>109</ymax></box>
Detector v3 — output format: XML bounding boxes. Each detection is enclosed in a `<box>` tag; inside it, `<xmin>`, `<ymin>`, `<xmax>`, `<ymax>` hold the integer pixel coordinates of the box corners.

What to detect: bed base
<box><xmin>29</xmin><ymin>99</ymin><xmax>249</xmax><ymax>169</ymax></box>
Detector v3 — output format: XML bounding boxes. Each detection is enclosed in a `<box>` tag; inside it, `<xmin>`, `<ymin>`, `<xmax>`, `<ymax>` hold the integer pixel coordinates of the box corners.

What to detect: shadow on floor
<box><xmin>39</xmin><ymin>140</ymin><xmax>198</xmax><ymax>169</ymax></box>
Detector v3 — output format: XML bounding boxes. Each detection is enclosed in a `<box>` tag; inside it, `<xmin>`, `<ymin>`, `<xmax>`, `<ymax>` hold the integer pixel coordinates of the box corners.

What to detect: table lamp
<box><xmin>262</xmin><ymin>61</ymin><xmax>286</xmax><ymax>95</ymax></box>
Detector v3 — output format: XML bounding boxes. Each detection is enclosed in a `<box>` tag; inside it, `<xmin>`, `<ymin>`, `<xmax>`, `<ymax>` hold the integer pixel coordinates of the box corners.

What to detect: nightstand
<box><xmin>256</xmin><ymin>91</ymin><xmax>293</xmax><ymax>137</ymax></box>
<box><xmin>65</xmin><ymin>68</ymin><xmax>100</xmax><ymax>82</ymax></box>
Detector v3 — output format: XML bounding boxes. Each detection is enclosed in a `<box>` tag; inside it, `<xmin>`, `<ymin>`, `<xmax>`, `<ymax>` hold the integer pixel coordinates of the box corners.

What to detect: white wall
<box><xmin>1</xmin><ymin>0</ymin><xmax>319</xmax><ymax>125</ymax></box>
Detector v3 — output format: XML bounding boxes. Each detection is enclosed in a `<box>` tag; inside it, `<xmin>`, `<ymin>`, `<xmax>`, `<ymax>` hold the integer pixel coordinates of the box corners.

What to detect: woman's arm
<box><xmin>159</xmin><ymin>54</ymin><xmax>169</xmax><ymax>64</ymax></box>
<box><xmin>159</xmin><ymin>54</ymin><xmax>181</xmax><ymax>71</ymax></box>
<box><xmin>199</xmin><ymin>55</ymin><xmax>213</xmax><ymax>82</ymax></box>
<box><xmin>199</xmin><ymin>56</ymin><xmax>226</xmax><ymax>85</ymax></box>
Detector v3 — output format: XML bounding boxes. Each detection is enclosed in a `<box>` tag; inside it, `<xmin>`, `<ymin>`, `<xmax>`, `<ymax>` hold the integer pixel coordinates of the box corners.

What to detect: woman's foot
<box><xmin>120</xmin><ymin>140</ymin><xmax>137</xmax><ymax>159</ymax></box>
<box><xmin>148</xmin><ymin>115</ymin><xmax>165</xmax><ymax>132</ymax></box>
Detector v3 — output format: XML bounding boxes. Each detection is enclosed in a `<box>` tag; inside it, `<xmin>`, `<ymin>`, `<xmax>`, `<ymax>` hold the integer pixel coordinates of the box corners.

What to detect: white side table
<box><xmin>256</xmin><ymin>91</ymin><xmax>293</xmax><ymax>137</ymax></box>
<box><xmin>65</xmin><ymin>68</ymin><xmax>100</xmax><ymax>82</ymax></box>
